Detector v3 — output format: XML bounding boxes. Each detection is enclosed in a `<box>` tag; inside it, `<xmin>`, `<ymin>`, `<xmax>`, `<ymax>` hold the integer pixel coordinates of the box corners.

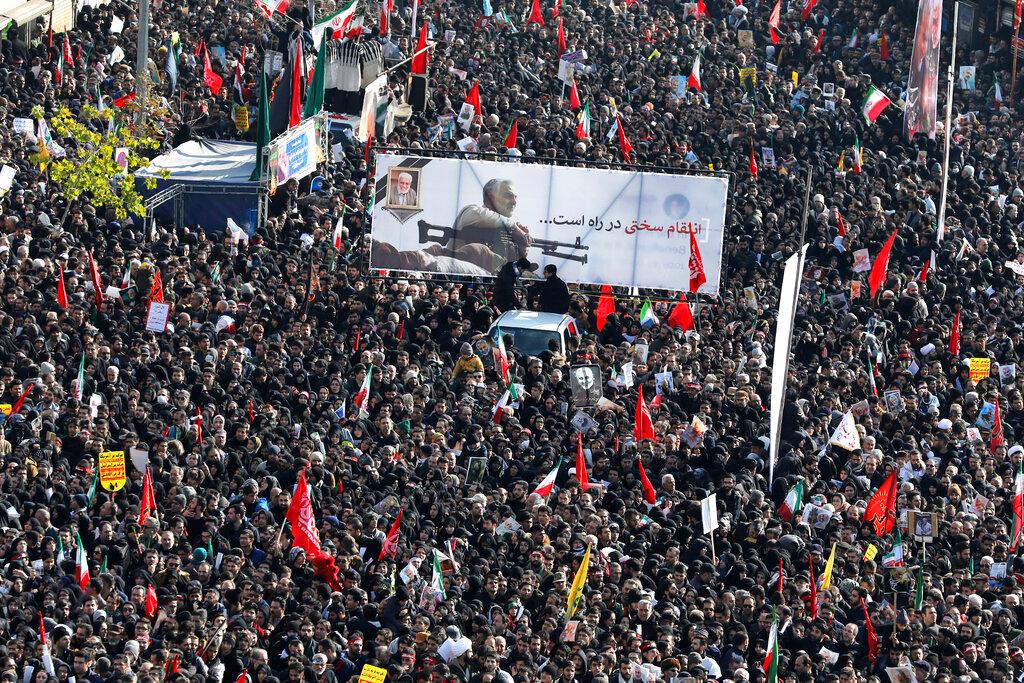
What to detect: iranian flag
<box><xmin>75</xmin><ymin>531</ymin><xmax>90</xmax><ymax>590</ymax></box>
<box><xmin>333</xmin><ymin>215</ymin><xmax>344</xmax><ymax>251</ymax></box>
<box><xmin>639</xmin><ymin>299</ymin><xmax>658</xmax><ymax>328</ymax></box>
<box><xmin>491</xmin><ymin>383</ymin><xmax>519</xmax><ymax>423</ymax></box>
<box><xmin>431</xmin><ymin>550</ymin><xmax>447</xmax><ymax>601</ymax></box>
<box><xmin>255</xmin><ymin>0</ymin><xmax>290</xmax><ymax>17</ymax></box>
<box><xmin>1010</xmin><ymin>460</ymin><xmax>1024</xmax><ymax>551</ymax></box>
<box><xmin>778</xmin><ymin>479</ymin><xmax>803</xmax><ymax>522</ymax></box>
<box><xmin>763</xmin><ymin>611</ymin><xmax>779</xmax><ymax>682</ymax></box>
<box><xmin>354</xmin><ymin>365</ymin><xmax>373</xmax><ymax>419</ymax></box>
<box><xmin>881</xmin><ymin>528</ymin><xmax>904</xmax><ymax>567</ymax></box>
<box><xmin>687</xmin><ymin>53</ymin><xmax>702</xmax><ymax>91</ymax></box>
<box><xmin>576</xmin><ymin>102</ymin><xmax>591</xmax><ymax>140</ymax></box>
<box><xmin>532</xmin><ymin>457</ymin><xmax>562</xmax><ymax>498</ymax></box>
<box><xmin>38</xmin><ymin>612</ymin><xmax>55</xmax><ymax>676</ymax></box>
<box><xmin>852</xmin><ymin>135</ymin><xmax>863</xmax><ymax>174</ymax></box>
<box><xmin>74</xmin><ymin>350</ymin><xmax>86</xmax><ymax>401</ymax></box>
<box><xmin>862</xmin><ymin>86</ymin><xmax>891</xmax><ymax>124</ymax></box>
<box><xmin>493</xmin><ymin>330</ymin><xmax>511</xmax><ymax>384</ymax></box>
<box><xmin>314</xmin><ymin>0</ymin><xmax>360</xmax><ymax>40</ymax></box>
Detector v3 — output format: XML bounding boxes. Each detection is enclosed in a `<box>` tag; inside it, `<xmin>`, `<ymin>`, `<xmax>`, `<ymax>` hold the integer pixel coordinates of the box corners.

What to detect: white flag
<box><xmin>700</xmin><ymin>493</ymin><xmax>718</xmax><ymax>534</ymax></box>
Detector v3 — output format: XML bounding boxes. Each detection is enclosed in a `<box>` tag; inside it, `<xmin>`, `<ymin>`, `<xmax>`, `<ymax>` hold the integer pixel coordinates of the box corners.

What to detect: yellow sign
<box><xmin>739</xmin><ymin>67</ymin><xmax>757</xmax><ymax>90</ymax></box>
<box><xmin>358</xmin><ymin>665</ymin><xmax>387</xmax><ymax>683</ymax></box>
<box><xmin>970</xmin><ymin>357</ymin><xmax>991</xmax><ymax>383</ymax></box>
<box><xmin>99</xmin><ymin>450</ymin><xmax>127</xmax><ymax>491</ymax></box>
<box><xmin>791</xmin><ymin>71</ymin><xmax>799</xmax><ymax>87</ymax></box>
<box><xmin>0</xmin><ymin>405</ymin><xmax>10</xmax><ymax>416</ymax></box>
<box><xmin>863</xmin><ymin>544</ymin><xmax>878</xmax><ymax>561</ymax></box>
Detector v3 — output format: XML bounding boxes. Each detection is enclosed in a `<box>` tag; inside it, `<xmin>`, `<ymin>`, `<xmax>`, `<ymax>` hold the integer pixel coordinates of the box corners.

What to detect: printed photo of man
<box><xmin>388</xmin><ymin>170</ymin><xmax>419</xmax><ymax>207</ymax></box>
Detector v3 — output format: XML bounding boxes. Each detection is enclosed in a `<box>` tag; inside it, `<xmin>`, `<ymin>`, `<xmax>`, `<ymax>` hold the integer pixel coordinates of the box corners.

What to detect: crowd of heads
<box><xmin>0</xmin><ymin>0</ymin><xmax>1024</xmax><ymax>682</ymax></box>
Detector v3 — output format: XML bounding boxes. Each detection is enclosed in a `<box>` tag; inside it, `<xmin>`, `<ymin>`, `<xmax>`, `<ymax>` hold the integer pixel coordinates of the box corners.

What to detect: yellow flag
<box><xmin>566</xmin><ymin>544</ymin><xmax>591</xmax><ymax>620</ymax></box>
<box><xmin>791</xmin><ymin>71</ymin><xmax>799</xmax><ymax>87</ymax></box>
<box><xmin>863</xmin><ymin>543</ymin><xmax>878</xmax><ymax>561</ymax></box>
<box><xmin>708</xmin><ymin>163</ymin><xmax>714</xmax><ymax>171</ymax></box>
<box><xmin>820</xmin><ymin>542</ymin><xmax>837</xmax><ymax>589</ymax></box>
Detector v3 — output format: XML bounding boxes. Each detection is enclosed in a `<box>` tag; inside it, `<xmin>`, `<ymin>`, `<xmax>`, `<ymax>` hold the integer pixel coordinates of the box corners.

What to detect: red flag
<box><xmin>354</xmin><ymin>327</ymin><xmax>362</xmax><ymax>350</ymax></box>
<box><xmin>379</xmin><ymin>2</ymin><xmax>389</xmax><ymax>36</ymax></box>
<box><xmin>410</xmin><ymin>23</ymin><xmax>429</xmax><ymax>75</ymax></box>
<box><xmin>768</xmin><ymin>0</ymin><xmax>781</xmax><ymax>44</ymax></box>
<box><xmin>634</xmin><ymin>386</ymin><xmax>656</xmax><ymax>442</ymax></box>
<box><xmin>139</xmin><ymin>467</ymin><xmax>157</xmax><ymax>525</ymax></box>
<box><xmin>749</xmin><ymin>144</ymin><xmax>758</xmax><ymax>177</ymax></box>
<box><xmin>288</xmin><ymin>39</ymin><xmax>303</xmax><ymax>127</ymax></box>
<box><xmin>145</xmin><ymin>584</ymin><xmax>158</xmax><ymax>618</ymax></box>
<box><xmin>248</xmin><ymin>399</ymin><xmax>255</xmax><ymax>424</ymax></box>
<box><xmin>777</xmin><ymin>558</ymin><xmax>784</xmax><ymax>594</ymax></box>
<box><xmin>616</xmin><ymin>116</ymin><xmax>632</xmax><ymax>163</ymax></box>
<box><xmin>379</xmin><ymin>509</ymin><xmax>403</xmax><ymax>560</ymax></box>
<box><xmin>808</xmin><ymin>555</ymin><xmax>818</xmax><ymax>619</ymax></box>
<box><xmin>364</xmin><ymin>134</ymin><xmax>374</xmax><ymax>166</ymax></box>
<box><xmin>868</xmin><ymin>228</ymin><xmax>898</xmax><ymax>299</ymax></box>
<box><xmin>148</xmin><ymin>269</ymin><xmax>164</xmax><ymax>304</ymax></box>
<box><xmin>195</xmin><ymin>38</ymin><xmax>207</xmax><ymax>58</ymax></box>
<box><xmin>47</xmin><ymin>13</ymin><xmax>53</xmax><ymax>61</ymax></box>
<box><xmin>637</xmin><ymin>458</ymin><xmax>657</xmax><ymax>504</ymax></box>
<box><xmin>464</xmin><ymin>80</ymin><xmax>483</xmax><ymax>117</ymax></box>
<box><xmin>991</xmin><ymin>398</ymin><xmax>1005</xmax><ymax>454</ymax></box>
<box><xmin>196</xmin><ymin>406</ymin><xmax>203</xmax><ymax>445</ymax></box>
<box><xmin>167</xmin><ymin>655</ymin><xmax>180</xmax><ymax>675</ymax></box>
<box><xmin>558</xmin><ymin>18</ymin><xmax>567</xmax><ymax>55</ymax></box>
<box><xmin>235</xmin><ymin>671</ymin><xmax>249</xmax><ymax>683</ymax></box>
<box><xmin>10</xmin><ymin>382</ymin><xmax>34</xmax><ymax>415</ymax></box>
<box><xmin>396</xmin><ymin>319</ymin><xmax>405</xmax><ymax>340</ymax></box>
<box><xmin>949</xmin><ymin>309</ymin><xmax>961</xmax><ymax>356</ymax></box>
<box><xmin>863</xmin><ymin>601</ymin><xmax>879</xmax><ymax>663</ymax></box>
<box><xmin>569</xmin><ymin>78</ymin><xmax>581</xmax><ymax>109</ymax></box>
<box><xmin>800</xmin><ymin>0</ymin><xmax>816</xmax><ymax>20</ymax></box>
<box><xmin>112</xmin><ymin>92</ymin><xmax>137</xmax><ymax>108</ymax></box>
<box><xmin>1016</xmin><ymin>0</ymin><xmax>1022</xmax><ymax>33</ymax></box>
<box><xmin>552</xmin><ymin>0</ymin><xmax>561</xmax><ymax>16</ymax></box>
<box><xmin>837</xmin><ymin>211</ymin><xmax>846</xmax><ymax>237</ymax></box>
<box><xmin>62</xmin><ymin>35</ymin><xmax>73</xmax><ymax>68</ymax></box>
<box><xmin>286</xmin><ymin>469</ymin><xmax>323</xmax><ymax>555</ymax></box>
<box><xmin>203</xmin><ymin>45</ymin><xmax>224</xmax><ymax>94</ymax></box>
<box><xmin>667</xmin><ymin>296</ymin><xmax>694</xmax><ymax>331</ymax></box>
<box><xmin>527</xmin><ymin>0</ymin><xmax>545</xmax><ymax>25</ymax></box>
<box><xmin>864</xmin><ymin>471</ymin><xmax>897</xmax><ymax>536</ymax></box>
<box><xmin>595</xmin><ymin>284</ymin><xmax>614</xmax><ymax>331</ymax></box>
<box><xmin>813</xmin><ymin>28</ymin><xmax>825</xmax><ymax>53</ymax></box>
<box><xmin>57</xmin><ymin>265</ymin><xmax>68</xmax><ymax>309</ymax></box>
<box><xmin>576</xmin><ymin>434</ymin><xmax>600</xmax><ymax>491</ymax></box>
<box><xmin>879</xmin><ymin>33</ymin><xmax>890</xmax><ymax>61</ymax></box>
<box><xmin>689</xmin><ymin>230</ymin><xmax>706</xmax><ymax>293</ymax></box>
<box><xmin>88</xmin><ymin>249</ymin><xmax>103</xmax><ymax>308</ymax></box>
<box><xmin>696</xmin><ymin>0</ymin><xmax>709</xmax><ymax>19</ymax></box>
<box><xmin>504</xmin><ymin>120</ymin><xmax>518</xmax><ymax>149</ymax></box>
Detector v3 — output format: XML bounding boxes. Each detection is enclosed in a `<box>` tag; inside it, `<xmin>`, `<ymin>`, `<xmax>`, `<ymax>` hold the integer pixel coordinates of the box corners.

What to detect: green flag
<box><xmin>303</xmin><ymin>37</ymin><xmax>329</xmax><ymax>118</ymax></box>
<box><xmin>249</xmin><ymin>70</ymin><xmax>271</xmax><ymax>182</ymax></box>
<box><xmin>86</xmin><ymin>472</ymin><xmax>99</xmax><ymax>506</ymax></box>
<box><xmin>914</xmin><ymin>565</ymin><xmax>924</xmax><ymax>610</ymax></box>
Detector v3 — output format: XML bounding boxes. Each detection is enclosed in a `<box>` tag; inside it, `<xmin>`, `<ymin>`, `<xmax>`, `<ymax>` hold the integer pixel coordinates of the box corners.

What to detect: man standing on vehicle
<box><xmin>530</xmin><ymin>264</ymin><xmax>571</xmax><ymax>314</ymax></box>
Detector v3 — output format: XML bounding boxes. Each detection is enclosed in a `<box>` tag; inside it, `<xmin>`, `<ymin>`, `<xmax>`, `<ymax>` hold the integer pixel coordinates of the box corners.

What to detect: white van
<box><xmin>488</xmin><ymin>311</ymin><xmax>581</xmax><ymax>358</ymax></box>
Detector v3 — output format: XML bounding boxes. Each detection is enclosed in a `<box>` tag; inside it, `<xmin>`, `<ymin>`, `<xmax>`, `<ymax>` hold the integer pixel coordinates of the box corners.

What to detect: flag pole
<box><xmin>410</xmin><ymin>0</ymin><xmax>419</xmax><ymax>41</ymax></box>
<box><xmin>936</xmin><ymin>0</ymin><xmax>960</xmax><ymax>243</ymax></box>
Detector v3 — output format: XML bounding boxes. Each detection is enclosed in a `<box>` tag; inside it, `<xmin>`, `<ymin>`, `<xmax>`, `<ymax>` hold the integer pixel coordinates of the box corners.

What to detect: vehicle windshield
<box><xmin>502</xmin><ymin>328</ymin><xmax>559</xmax><ymax>357</ymax></box>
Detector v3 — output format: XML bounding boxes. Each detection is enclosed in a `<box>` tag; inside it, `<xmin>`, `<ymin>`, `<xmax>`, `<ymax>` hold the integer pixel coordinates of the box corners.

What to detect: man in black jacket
<box><xmin>492</xmin><ymin>257</ymin><xmax>537</xmax><ymax>311</ymax></box>
<box><xmin>530</xmin><ymin>265</ymin><xmax>571</xmax><ymax>314</ymax></box>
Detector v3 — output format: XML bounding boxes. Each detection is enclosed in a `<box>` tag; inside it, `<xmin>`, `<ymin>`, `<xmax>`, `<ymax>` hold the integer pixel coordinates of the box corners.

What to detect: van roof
<box><xmin>493</xmin><ymin>311</ymin><xmax>574</xmax><ymax>332</ymax></box>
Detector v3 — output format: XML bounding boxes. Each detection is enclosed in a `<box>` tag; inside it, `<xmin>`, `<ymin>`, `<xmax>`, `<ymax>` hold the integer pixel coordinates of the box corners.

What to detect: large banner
<box><xmin>369</xmin><ymin>154</ymin><xmax>729</xmax><ymax>294</ymax></box>
<box><xmin>904</xmin><ymin>0</ymin><xmax>941</xmax><ymax>140</ymax></box>
<box><xmin>269</xmin><ymin>118</ymin><xmax>323</xmax><ymax>192</ymax></box>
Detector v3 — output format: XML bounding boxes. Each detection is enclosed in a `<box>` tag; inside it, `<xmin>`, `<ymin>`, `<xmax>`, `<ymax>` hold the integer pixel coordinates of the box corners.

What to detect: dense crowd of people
<box><xmin>1</xmin><ymin>0</ymin><xmax>1024</xmax><ymax>681</ymax></box>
